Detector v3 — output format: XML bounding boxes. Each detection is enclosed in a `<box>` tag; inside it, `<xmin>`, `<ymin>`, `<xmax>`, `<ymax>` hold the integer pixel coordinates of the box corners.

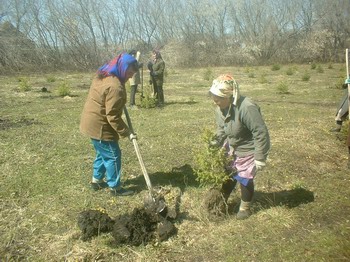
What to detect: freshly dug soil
<box><xmin>77</xmin><ymin>187</ymin><xmax>180</xmax><ymax>245</ymax></box>
<box><xmin>111</xmin><ymin>206</ymin><xmax>177</xmax><ymax>246</ymax></box>
<box><xmin>77</xmin><ymin>210</ymin><xmax>114</xmax><ymax>241</ymax></box>
<box><xmin>78</xmin><ymin>207</ymin><xmax>177</xmax><ymax>245</ymax></box>
<box><xmin>111</xmin><ymin>208</ymin><xmax>156</xmax><ymax>245</ymax></box>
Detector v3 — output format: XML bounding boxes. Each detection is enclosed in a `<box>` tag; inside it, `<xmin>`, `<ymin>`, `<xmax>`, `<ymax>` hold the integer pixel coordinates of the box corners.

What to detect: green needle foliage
<box><xmin>193</xmin><ymin>129</ymin><xmax>232</xmax><ymax>187</ymax></box>
<box><xmin>18</xmin><ymin>77</ymin><xmax>31</xmax><ymax>92</ymax></box>
<box><xmin>140</xmin><ymin>95</ymin><xmax>157</xmax><ymax>108</ymax></box>
<box><xmin>57</xmin><ymin>81</ymin><xmax>71</xmax><ymax>96</ymax></box>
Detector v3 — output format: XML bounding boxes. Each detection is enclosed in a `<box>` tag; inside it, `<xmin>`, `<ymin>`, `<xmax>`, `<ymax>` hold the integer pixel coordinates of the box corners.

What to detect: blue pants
<box><xmin>91</xmin><ymin>139</ymin><xmax>122</xmax><ymax>189</ymax></box>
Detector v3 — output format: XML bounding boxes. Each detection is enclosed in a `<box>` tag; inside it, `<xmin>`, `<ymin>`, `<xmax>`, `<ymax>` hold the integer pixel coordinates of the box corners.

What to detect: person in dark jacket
<box><xmin>347</xmin><ymin>124</ymin><xmax>350</xmax><ymax>169</ymax></box>
<box><xmin>148</xmin><ymin>50</ymin><xmax>165</xmax><ymax>105</ymax></box>
<box><xmin>80</xmin><ymin>53</ymin><xmax>138</xmax><ymax>196</ymax></box>
<box><xmin>330</xmin><ymin>88</ymin><xmax>348</xmax><ymax>132</ymax></box>
<box><xmin>209</xmin><ymin>74</ymin><xmax>270</xmax><ymax>220</ymax></box>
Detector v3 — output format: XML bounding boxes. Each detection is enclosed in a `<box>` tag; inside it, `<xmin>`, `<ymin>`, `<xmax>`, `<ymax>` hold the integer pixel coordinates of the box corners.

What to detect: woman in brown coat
<box><xmin>80</xmin><ymin>53</ymin><xmax>138</xmax><ymax>196</ymax></box>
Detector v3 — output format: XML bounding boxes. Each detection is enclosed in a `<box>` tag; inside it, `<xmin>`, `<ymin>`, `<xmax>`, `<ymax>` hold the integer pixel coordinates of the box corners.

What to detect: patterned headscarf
<box><xmin>97</xmin><ymin>52</ymin><xmax>137</xmax><ymax>84</ymax></box>
<box><xmin>209</xmin><ymin>74</ymin><xmax>240</xmax><ymax>105</ymax></box>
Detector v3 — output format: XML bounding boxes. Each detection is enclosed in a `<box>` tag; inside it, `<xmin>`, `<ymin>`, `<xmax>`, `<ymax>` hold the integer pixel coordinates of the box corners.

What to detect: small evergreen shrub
<box><xmin>271</xmin><ymin>64</ymin><xmax>281</xmax><ymax>71</ymax></box>
<box><xmin>193</xmin><ymin>129</ymin><xmax>232</xmax><ymax>186</ymax></box>
<box><xmin>18</xmin><ymin>78</ymin><xmax>31</xmax><ymax>92</ymax></box>
<box><xmin>302</xmin><ymin>72</ymin><xmax>311</xmax><ymax>81</ymax></box>
<box><xmin>57</xmin><ymin>82</ymin><xmax>71</xmax><ymax>96</ymax></box>
<box><xmin>140</xmin><ymin>95</ymin><xmax>157</xmax><ymax>108</ymax></box>
<box><xmin>276</xmin><ymin>82</ymin><xmax>289</xmax><ymax>94</ymax></box>
<box><xmin>259</xmin><ymin>74</ymin><xmax>268</xmax><ymax>84</ymax></box>
<box><xmin>248</xmin><ymin>72</ymin><xmax>255</xmax><ymax>78</ymax></box>
<box><xmin>332</xmin><ymin>78</ymin><xmax>347</xmax><ymax>89</ymax></box>
<box><xmin>46</xmin><ymin>75</ymin><xmax>56</xmax><ymax>82</ymax></box>
<box><xmin>316</xmin><ymin>65</ymin><xmax>324</xmax><ymax>73</ymax></box>
<box><xmin>286</xmin><ymin>67</ymin><xmax>295</xmax><ymax>76</ymax></box>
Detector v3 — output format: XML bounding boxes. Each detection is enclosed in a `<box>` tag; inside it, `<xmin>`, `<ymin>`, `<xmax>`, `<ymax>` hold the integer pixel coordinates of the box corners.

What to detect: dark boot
<box><xmin>130</xmin><ymin>85</ymin><xmax>137</xmax><ymax>106</ymax></box>
<box><xmin>330</xmin><ymin>121</ymin><xmax>342</xmax><ymax>132</ymax></box>
<box><xmin>158</xmin><ymin>85</ymin><xmax>164</xmax><ymax>104</ymax></box>
<box><xmin>153</xmin><ymin>85</ymin><xmax>159</xmax><ymax>101</ymax></box>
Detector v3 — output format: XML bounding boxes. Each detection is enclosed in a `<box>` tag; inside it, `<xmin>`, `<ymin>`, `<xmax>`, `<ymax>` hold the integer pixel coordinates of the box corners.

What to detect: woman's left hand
<box><xmin>255</xmin><ymin>160</ymin><xmax>266</xmax><ymax>170</ymax></box>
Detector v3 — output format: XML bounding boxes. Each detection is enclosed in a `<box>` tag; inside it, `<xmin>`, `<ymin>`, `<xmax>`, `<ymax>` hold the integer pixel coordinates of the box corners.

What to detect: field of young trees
<box><xmin>1</xmin><ymin>1</ymin><xmax>350</xmax><ymax>261</ymax></box>
<box><xmin>1</xmin><ymin>63</ymin><xmax>349</xmax><ymax>261</ymax></box>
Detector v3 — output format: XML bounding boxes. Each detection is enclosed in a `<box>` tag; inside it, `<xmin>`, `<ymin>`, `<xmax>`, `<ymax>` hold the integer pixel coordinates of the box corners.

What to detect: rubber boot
<box><xmin>237</xmin><ymin>200</ymin><xmax>252</xmax><ymax>220</ymax></box>
<box><xmin>330</xmin><ymin>121</ymin><xmax>342</xmax><ymax>132</ymax></box>
<box><xmin>158</xmin><ymin>85</ymin><xmax>164</xmax><ymax>104</ymax></box>
<box><xmin>237</xmin><ymin>180</ymin><xmax>254</xmax><ymax>220</ymax></box>
<box><xmin>130</xmin><ymin>85</ymin><xmax>137</xmax><ymax>106</ymax></box>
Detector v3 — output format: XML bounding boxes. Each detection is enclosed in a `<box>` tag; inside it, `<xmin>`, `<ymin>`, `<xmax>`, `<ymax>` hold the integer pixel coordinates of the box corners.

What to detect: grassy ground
<box><xmin>0</xmin><ymin>63</ymin><xmax>349</xmax><ymax>261</ymax></box>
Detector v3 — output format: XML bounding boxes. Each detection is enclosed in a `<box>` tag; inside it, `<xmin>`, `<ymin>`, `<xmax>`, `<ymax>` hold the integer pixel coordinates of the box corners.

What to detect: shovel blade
<box><xmin>143</xmin><ymin>194</ymin><xmax>167</xmax><ymax>215</ymax></box>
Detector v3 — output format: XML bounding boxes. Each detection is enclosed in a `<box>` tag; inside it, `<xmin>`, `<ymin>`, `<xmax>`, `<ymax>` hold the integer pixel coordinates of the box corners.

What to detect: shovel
<box><xmin>140</xmin><ymin>64</ymin><xmax>145</xmax><ymax>100</ymax></box>
<box><xmin>123</xmin><ymin>106</ymin><xmax>166</xmax><ymax>213</ymax></box>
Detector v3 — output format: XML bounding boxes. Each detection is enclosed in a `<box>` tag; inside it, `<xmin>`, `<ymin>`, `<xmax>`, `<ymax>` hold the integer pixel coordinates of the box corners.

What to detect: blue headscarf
<box><xmin>97</xmin><ymin>52</ymin><xmax>137</xmax><ymax>84</ymax></box>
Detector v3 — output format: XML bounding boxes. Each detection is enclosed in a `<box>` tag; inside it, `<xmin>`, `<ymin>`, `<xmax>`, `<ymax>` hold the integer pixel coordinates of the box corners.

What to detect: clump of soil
<box><xmin>77</xmin><ymin>187</ymin><xmax>180</xmax><ymax>245</ymax></box>
<box><xmin>202</xmin><ymin>179</ymin><xmax>237</xmax><ymax>217</ymax></box>
<box><xmin>111</xmin><ymin>205</ymin><xmax>177</xmax><ymax>246</ymax></box>
<box><xmin>77</xmin><ymin>210</ymin><xmax>114</xmax><ymax>241</ymax></box>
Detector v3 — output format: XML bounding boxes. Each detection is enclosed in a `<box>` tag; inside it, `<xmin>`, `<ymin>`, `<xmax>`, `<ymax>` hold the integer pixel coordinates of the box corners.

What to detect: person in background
<box><xmin>347</xmin><ymin>124</ymin><xmax>350</xmax><ymax>169</ymax></box>
<box><xmin>330</xmin><ymin>85</ymin><xmax>348</xmax><ymax>132</ymax></box>
<box><xmin>128</xmin><ymin>50</ymin><xmax>143</xmax><ymax>108</ymax></box>
<box><xmin>80</xmin><ymin>52</ymin><xmax>138</xmax><ymax>196</ymax></box>
<box><xmin>148</xmin><ymin>50</ymin><xmax>165</xmax><ymax>105</ymax></box>
<box><xmin>209</xmin><ymin>74</ymin><xmax>270</xmax><ymax>220</ymax></box>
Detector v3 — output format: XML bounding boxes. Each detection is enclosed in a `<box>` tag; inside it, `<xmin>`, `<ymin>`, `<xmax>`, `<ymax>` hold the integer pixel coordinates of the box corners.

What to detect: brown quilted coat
<box><xmin>80</xmin><ymin>75</ymin><xmax>130</xmax><ymax>141</ymax></box>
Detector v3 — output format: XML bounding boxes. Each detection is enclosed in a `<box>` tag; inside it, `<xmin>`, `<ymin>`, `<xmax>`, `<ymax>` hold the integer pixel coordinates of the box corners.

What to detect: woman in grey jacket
<box><xmin>209</xmin><ymin>74</ymin><xmax>270</xmax><ymax>220</ymax></box>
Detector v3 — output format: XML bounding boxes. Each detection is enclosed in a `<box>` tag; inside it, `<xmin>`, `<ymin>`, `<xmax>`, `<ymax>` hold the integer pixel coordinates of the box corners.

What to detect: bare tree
<box><xmin>315</xmin><ymin>0</ymin><xmax>350</xmax><ymax>61</ymax></box>
<box><xmin>0</xmin><ymin>0</ymin><xmax>349</xmax><ymax>71</ymax></box>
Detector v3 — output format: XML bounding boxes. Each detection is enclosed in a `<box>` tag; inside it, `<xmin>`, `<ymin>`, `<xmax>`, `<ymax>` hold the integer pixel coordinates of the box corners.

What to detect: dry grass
<box><xmin>0</xmin><ymin>64</ymin><xmax>349</xmax><ymax>261</ymax></box>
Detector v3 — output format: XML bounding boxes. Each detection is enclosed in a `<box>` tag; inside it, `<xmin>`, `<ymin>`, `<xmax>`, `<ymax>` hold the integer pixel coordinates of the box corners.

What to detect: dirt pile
<box><xmin>78</xmin><ymin>205</ymin><xmax>177</xmax><ymax>245</ymax></box>
<box><xmin>112</xmin><ymin>205</ymin><xmax>177</xmax><ymax>245</ymax></box>
<box><xmin>77</xmin><ymin>210</ymin><xmax>114</xmax><ymax>241</ymax></box>
<box><xmin>77</xmin><ymin>187</ymin><xmax>181</xmax><ymax>245</ymax></box>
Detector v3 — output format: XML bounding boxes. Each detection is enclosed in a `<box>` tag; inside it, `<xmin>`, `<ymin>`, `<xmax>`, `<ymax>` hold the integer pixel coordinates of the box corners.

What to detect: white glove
<box><xmin>209</xmin><ymin>139</ymin><xmax>220</xmax><ymax>148</ymax></box>
<box><xmin>129</xmin><ymin>133</ymin><xmax>137</xmax><ymax>141</ymax></box>
<box><xmin>255</xmin><ymin>160</ymin><xmax>266</xmax><ymax>171</ymax></box>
